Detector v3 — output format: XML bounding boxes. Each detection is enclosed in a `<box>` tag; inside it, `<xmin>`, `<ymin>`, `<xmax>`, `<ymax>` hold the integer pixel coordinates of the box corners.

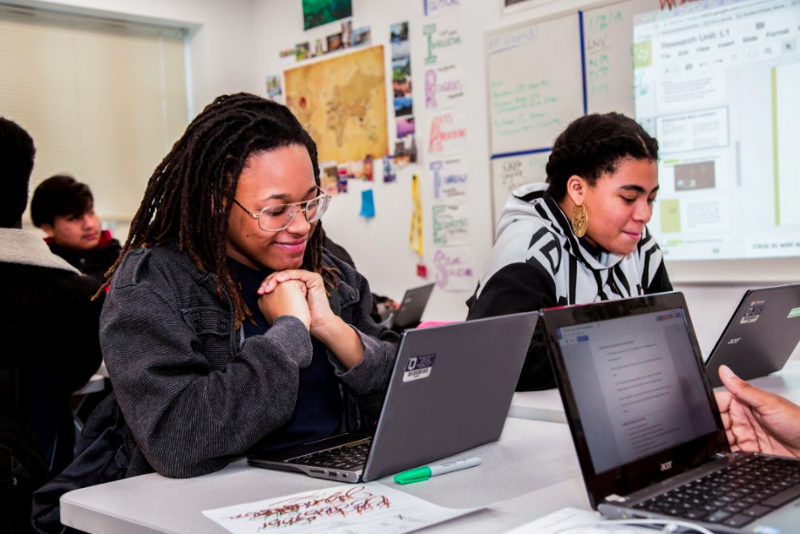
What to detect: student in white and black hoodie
<box><xmin>467</xmin><ymin>112</ymin><xmax>672</xmax><ymax>391</ymax></box>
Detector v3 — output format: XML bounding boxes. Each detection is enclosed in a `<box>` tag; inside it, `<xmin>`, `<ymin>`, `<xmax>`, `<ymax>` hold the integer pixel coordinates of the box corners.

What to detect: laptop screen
<box><xmin>556</xmin><ymin>307</ymin><xmax>718</xmax><ymax>474</ymax></box>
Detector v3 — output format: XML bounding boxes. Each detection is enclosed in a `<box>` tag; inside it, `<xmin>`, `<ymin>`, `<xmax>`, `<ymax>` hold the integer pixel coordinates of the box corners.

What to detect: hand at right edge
<box><xmin>257</xmin><ymin>279</ymin><xmax>311</xmax><ymax>331</ymax></box>
<box><xmin>715</xmin><ymin>365</ymin><xmax>800</xmax><ymax>458</ymax></box>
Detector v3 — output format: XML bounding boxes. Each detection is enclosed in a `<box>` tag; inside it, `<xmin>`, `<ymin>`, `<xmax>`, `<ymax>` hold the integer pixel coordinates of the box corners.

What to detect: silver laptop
<box><xmin>705</xmin><ymin>283</ymin><xmax>800</xmax><ymax>387</ymax></box>
<box><xmin>248</xmin><ymin>311</ymin><xmax>538</xmax><ymax>482</ymax></box>
<box><xmin>542</xmin><ymin>292</ymin><xmax>800</xmax><ymax>533</ymax></box>
<box><xmin>387</xmin><ymin>282</ymin><xmax>435</xmax><ymax>332</ymax></box>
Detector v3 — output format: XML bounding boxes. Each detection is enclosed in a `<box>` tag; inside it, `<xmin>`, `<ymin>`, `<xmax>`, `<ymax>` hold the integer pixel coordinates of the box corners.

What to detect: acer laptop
<box><xmin>705</xmin><ymin>283</ymin><xmax>800</xmax><ymax>387</ymax></box>
<box><xmin>248</xmin><ymin>311</ymin><xmax>538</xmax><ymax>483</ymax></box>
<box><xmin>386</xmin><ymin>283</ymin><xmax>435</xmax><ymax>332</ymax></box>
<box><xmin>542</xmin><ymin>292</ymin><xmax>800</xmax><ymax>533</ymax></box>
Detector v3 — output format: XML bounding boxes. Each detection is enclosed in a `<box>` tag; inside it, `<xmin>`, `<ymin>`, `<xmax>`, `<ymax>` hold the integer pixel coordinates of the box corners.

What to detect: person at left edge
<box><xmin>30</xmin><ymin>174</ymin><xmax>122</xmax><ymax>284</ymax></box>
<box><xmin>99</xmin><ymin>93</ymin><xmax>400</xmax><ymax>478</ymax></box>
<box><xmin>0</xmin><ymin>118</ymin><xmax>102</xmax><ymax>476</ymax></box>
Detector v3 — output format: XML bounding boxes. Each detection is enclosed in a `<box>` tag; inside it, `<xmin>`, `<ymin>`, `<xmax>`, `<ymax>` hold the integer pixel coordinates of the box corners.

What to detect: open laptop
<box><xmin>248</xmin><ymin>311</ymin><xmax>538</xmax><ymax>483</ymax></box>
<box><xmin>542</xmin><ymin>292</ymin><xmax>800</xmax><ymax>533</ymax></box>
<box><xmin>386</xmin><ymin>283</ymin><xmax>435</xmax><ymax>332</ymax></box>
<box><xmin>705</xmin><ymin>283</ymin><xmax>800</xmax><ymax>387</ymax></box>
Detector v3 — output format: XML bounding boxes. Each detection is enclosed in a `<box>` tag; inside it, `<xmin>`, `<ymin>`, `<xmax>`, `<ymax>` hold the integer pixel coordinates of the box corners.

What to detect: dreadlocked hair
<box><xmin>545</xmin><ymin>112</ymin><xmax>659</xmax><ymax>201</ymax></box>
<box><xmin>96</xmin><ymin>92</ymin><xmax>338</xmax><ymax>328</ymax></box>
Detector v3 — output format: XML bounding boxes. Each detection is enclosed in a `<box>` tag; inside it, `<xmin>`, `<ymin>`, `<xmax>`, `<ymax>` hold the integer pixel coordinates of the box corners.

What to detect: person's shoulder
<box><xmin>94</xmin><ymin>234</ymin><xmax>122</xmax><ymax>258</ymax></box>
<box><xmin>111</xmin><ymin>243</ymin><xmax>197</xmax><ymax>290</ymax></box>
<box><xmin>495</xmin><ymin>215</ymin><xmax>561</xmax><ymax>262</ymax></box>
<box><xmin>322</xmin><ymin>249</ymin><xmax>358</xmax><ymax>283</ymax></box>
<box><xmin>0</xmin><ymin>262</ymin><xmax>100</xmax><ymax>313</ymax></box>
<box><xmin>321</xmin><ymin>249</ymin><xmax>368</xmax><ymax>300</ymax></box>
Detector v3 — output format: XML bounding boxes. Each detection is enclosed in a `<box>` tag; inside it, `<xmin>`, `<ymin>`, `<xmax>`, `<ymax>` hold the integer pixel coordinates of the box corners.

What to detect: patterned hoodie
<box><xmin>467</xmin><ymin>182</ymin><xmax>672</xmax><ymax>390</ymax></box>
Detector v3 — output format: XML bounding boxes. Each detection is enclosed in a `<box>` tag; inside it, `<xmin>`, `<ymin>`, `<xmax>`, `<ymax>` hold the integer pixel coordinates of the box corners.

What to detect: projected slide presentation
<box><xmin>634</xmin><ymin>0</ymin><xmax>800</xmax><ymax>260</ymax></box>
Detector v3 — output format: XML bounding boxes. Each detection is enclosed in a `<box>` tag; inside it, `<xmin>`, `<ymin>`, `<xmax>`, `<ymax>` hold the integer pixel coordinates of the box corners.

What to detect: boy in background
<box><xmin>30</xmin><ymin>174</ymin><xmax>121</xmax><ymax>284</ymax></box>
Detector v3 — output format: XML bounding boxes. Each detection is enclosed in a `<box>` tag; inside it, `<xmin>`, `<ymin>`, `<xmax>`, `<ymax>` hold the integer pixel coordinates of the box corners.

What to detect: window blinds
<box><xmin>0</xmin><ymin>5</ymin><xmax>189</xmax><ymax>220</ymax></box>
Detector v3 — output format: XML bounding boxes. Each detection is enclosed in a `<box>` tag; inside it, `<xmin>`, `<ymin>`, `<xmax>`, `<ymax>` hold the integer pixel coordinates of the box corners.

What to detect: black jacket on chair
<box><xmin>0</xmin><ymin>229</ymin><xmax>103</xmax><ymax>476</ymax></box>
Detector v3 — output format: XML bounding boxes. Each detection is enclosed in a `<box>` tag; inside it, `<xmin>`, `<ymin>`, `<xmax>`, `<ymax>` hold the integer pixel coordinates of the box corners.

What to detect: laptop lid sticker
<box><xmin>741</xmin><ymin>302</ymin><xmax>765</xmax><ymax>324</ymax></box>
<box><xmin>403</xmin><ymin>354</ymin><xmax>436</xmax><ymax>382</ymax></box>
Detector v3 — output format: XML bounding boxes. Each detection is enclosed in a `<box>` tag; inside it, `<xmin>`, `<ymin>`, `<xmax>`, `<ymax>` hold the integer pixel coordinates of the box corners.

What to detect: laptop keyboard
<box><xmin>634</xmin><ymin>455</ymin><xmax>800</xmax><ymax>528</ymax></box>
<box><xmin>287</xmin><ymin>441</ymin><xmax>371</xmax><ymax>471</ymax></box>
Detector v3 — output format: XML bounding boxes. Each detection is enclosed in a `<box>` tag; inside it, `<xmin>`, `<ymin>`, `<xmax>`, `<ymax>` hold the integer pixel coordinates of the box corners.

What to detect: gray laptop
<box><xmin>542</xmin><ymin>292</ymin><xmax>800</xmax><ymax>533</ymax></box>
<box><xmin>705</xmin><ymin>283</ymin><xmax>800</xmax><ymax>387</ymax></box>
<box><xmin>387</xmin><ymin>282</ymin><xmax>435</xmax><ymax>332</ymax></box>
<box><xmin>248</xmin><ymin>311</ymin><xmax>538</xmax><ymax>482</ymax></box>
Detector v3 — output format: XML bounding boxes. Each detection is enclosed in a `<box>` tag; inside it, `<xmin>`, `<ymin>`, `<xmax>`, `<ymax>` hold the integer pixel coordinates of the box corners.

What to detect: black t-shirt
<box><xmin>228</xmin><ymin>258</ymin><xmax>342</xmax><ymax>454</ymax></box>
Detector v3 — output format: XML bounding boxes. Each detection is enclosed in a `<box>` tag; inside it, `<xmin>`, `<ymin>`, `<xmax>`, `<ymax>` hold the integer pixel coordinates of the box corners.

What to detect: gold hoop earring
<box><xmin>572</xmin><ymin>204</ymin><xmax>588</xmax><ymax>238</ymax></box>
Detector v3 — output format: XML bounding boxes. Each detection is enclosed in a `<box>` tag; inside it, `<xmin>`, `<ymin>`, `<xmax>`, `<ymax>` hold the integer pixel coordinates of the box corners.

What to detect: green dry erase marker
<box><xmin>394</xmin><ymin>457</ymin><xmax>481</xmax><ymax>484</ymax></box>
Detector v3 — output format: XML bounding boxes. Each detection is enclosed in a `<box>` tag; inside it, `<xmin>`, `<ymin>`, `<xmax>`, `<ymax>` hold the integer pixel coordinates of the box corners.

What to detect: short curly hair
<box><xmin>545</xmin><ymin>112</ymin><xmax>659</xmax><ymax>200</ymax></box>
<box><xmin>0</xmin><ymin>117</ymin><xmax>36</xmax><ymax>228</ymax></box>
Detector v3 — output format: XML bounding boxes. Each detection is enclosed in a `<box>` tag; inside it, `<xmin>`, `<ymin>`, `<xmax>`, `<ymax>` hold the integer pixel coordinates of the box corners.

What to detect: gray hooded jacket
<box><xmin>467</xmin><ymin>182</ymin><xmax>671</xmax><ymax>390</ymax></box>
<box><xmin>101</xmin><ymin>242</ymin><xmax>398</xmax><ymax>478</ymax></box>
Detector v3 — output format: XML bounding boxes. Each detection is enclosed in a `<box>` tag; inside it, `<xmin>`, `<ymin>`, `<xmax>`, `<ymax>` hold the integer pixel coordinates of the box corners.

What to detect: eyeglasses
<box><xmin>233</xmin><ymin>190</ymin><xmax>331</xmax><ymax>232</ymax></box>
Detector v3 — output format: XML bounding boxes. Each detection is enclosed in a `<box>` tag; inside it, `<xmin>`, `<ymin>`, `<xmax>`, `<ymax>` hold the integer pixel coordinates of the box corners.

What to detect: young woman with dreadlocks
<box><xmin>466</xmin><ymin>112</ymin><xmax>672</xmax><ymax>391</ymax></box>
<box><xmin>98</xmin><ymin>93</ymin><xmax>400</xmax><ymax>479</ymax></box>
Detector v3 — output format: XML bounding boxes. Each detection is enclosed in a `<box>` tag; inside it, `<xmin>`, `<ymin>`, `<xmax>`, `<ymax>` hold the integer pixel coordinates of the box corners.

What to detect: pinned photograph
<box><xmin>295</xmin><ymin>41</ymin><xmax>310</xmax><ymax>61</ymax></box>
<box><xmin>363</xmin><ymin>154</ymin><xmax>374</xmax><ymax>181</ymax></box>
<box><xmin>321</xmin><ymin>161</ymin><xmax>339</xmax><ymax>196</ymax></box>
<box><xmin>353</xmin><ymin>26</ymin><xmax>372</xmax><ymax>47</ymax></box>
<box><xmin>394</xmin><ymin>139</ymin><xmax>413</xmax><ymax>168</ymax></box>
<box><xmin>383</xmin><ymin>155</ymin><xmax>397</xmax><ymax>183</ymax></box>
<box><xmin>265</xmin><ymin>75</ymin><xmax>283</xmax><ymax>104</ymax></box>
<box><xmin>338</xmin><ymin>174</ymin><xmax>349</xmax><ymax>193</ymax></box>
<box><xmin>313</xmin><ymin>38</ymin><xmax>326</xmax><ymax>57</ymax></box>
<box><xmin>393</xmin><ymin>60</ymin><xmax>413</xmax><ymax>116</ymax></box>
<box><xmin>326</xmin><ymin>32</ymin><xmax>343</xmax><ymax>52</ymax></box>
<box><xmin>391</xmin><ymin>22</ymin><xmax>413</xmax><ymax>117</ymax></box>
<box><xmin>351</xmin><ymin>159</ymin><xmax>365</xmax><ymax>179</ymax></box>
<box><xmin>341</xmin><ymin>20</ymin><xmax>352</xmax><ymax>48</ymax></box>
<box><xmin>397</xmin><ymin>116</ymin><xmax>415</xmax><ymax>139</ymax></box>
<box><xmin>338</xmin><ymin>162</ymin><xmax>354</xmax><ymax>180</ymax></box>
<box><xmin>302</xmin><ymin>0</ymin><xmax>352</xmax><ymax>31</ymax></box>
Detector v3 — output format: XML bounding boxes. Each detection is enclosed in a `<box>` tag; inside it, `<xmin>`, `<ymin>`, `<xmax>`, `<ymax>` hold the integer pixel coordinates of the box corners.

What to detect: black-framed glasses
<box><xmin>233</xmin><ymin>190</ymin><xmax>331</xmax><ymax>232</ymax></box>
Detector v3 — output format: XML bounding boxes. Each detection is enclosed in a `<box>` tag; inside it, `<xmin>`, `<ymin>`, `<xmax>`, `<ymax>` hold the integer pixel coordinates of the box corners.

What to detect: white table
<box><xmin>744</xmin><ymin>360</ymin><xmax>800</xmax><ymax>406</ymax></box>
<box><xmin>508</xmin><ymin>360</ymin><xmax>800</xmax><ymax>423</ymax></box>
<box><xmin>508</xmin><ymin>388</ymin><xmax>566</xmax><ymax>423</ymax></box>
<box><xmin>61</xmin><ymin>418</ymin><xmax>587</xmax><ymax>534</ymax></box>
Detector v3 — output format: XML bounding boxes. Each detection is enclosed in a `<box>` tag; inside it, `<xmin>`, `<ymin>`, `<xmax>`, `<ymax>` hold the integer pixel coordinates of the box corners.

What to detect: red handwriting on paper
<box><xmin>223</xmin><ymin>486</ymin><xmax>391</xmax><ymax>530</ymax></box>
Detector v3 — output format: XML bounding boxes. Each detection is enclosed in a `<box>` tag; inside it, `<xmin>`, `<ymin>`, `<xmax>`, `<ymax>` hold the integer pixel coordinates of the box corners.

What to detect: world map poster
<box><xmin>284</xmin><ymin>45</ymin><xmax>388</xmax><ymax>163</ymax></box>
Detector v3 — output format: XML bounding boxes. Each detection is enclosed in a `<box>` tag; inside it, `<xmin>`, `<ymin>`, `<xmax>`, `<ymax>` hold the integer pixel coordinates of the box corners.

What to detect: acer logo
<box><xmin>728</xmin><ymin>338</ymin><xmax>741</xmax><ymax>345</ymax></box>
<box><xmin>660</xmin><ymin>461</ymin><xmax>673</xmax><ymax>472</ymax></box>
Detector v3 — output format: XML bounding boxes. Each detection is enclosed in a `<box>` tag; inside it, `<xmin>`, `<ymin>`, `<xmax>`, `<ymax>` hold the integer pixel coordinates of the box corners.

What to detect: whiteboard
<box><xmin>485</xmin><ymin>14</ymin><xmax>584</xmax><ymax>156</ymax></box>
<box><xmin>583</xmin><ymin>0</ymin><xmax>660</xmax><ymax>115</ymax></box>
<box><xmin>486</xmin><ymin>0</ymin><xmax>664</xmax><ymax>231</ymax></box>
<box><xmin>490</xmin><ymin>151</ymin><xmax>549</xmax><ymax>227</ymax></box>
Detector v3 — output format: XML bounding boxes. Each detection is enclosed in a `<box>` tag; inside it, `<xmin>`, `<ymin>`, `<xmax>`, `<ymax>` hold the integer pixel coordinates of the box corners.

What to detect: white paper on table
<box><xmin>202</xmin><ymin>482</ymin><xmax>480</xmax><ymax>534</ymax></box>
<box><xmin>503</xmin><ymin>507</ymin><xmax>656</xmax><ymax>534</ymax></box>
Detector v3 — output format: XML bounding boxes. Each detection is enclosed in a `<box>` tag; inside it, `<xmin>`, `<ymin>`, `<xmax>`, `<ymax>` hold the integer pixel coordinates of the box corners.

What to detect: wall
<box><xmin>253</xmin><ymin>0</ymin><xmax>595</xmax><ymax>322</ymax></box>
<box><xmin>13</xmin><ymin>0</ymin><xmax>796</xmax><ymax>360</ymax></box>
<box><xmin>253</xmin><ymin>0</ymin><xmax>799</xmax><ymax>361</ymax></box>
